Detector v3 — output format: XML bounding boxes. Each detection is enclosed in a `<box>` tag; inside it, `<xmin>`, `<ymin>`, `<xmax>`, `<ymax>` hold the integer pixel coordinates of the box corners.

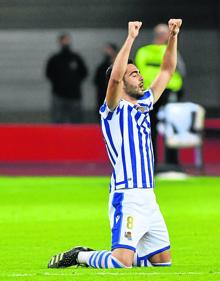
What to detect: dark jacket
<box><xmin>46</xmin><ymin>47</ymin><xmax>88</xmax><ymax>100</ymax></box>
<box><xmin>93</xmin><ymin>56</ymin><xmax>111</xmax><ymax>109</ymax></box>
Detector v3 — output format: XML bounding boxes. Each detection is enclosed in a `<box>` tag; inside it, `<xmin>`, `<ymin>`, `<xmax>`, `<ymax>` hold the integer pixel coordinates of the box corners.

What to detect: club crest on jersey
<box><xmin>125</xmin><ymin>231</ymin><xmax>132</xmax><ymax>240</ymax></box>
<box><xmin>134</xmin><ymin>104</ymin><xmax>150</xmax><ymax>113</ymax></box>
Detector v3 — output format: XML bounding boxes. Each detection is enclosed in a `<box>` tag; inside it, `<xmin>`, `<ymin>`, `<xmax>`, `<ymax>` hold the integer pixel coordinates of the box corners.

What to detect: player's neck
<box><xmin>123</xmin><ymin>95</ymin><xmax>137</xmax><ymax>105</ymax></box>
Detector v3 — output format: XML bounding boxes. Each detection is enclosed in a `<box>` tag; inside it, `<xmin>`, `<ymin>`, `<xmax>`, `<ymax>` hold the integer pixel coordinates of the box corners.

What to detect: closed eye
<box><xmin>129</xmin><ymin>71</ymin><xmax>139</xmax><ymax>77</ymax></box>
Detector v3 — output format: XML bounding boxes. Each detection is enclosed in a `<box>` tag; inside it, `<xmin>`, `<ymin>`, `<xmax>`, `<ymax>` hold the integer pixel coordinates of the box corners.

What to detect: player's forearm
<box><xmin>161</xmin><ymin>34</ymin><xmax>178</xmax><ymax>75</ymax></box>
<box><xmin>105</xmin><ymin>21</ymin><xmax>142</xmax><ymax>110</ymax></box>
<box><xmin>110</xmin><ymin>35</ymin><xmax>135</xmax><ymax>82</ymax></box>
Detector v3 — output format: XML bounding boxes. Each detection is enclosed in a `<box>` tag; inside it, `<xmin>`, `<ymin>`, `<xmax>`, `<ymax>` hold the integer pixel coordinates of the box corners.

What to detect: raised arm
<box><xmin>151</xmin><ymin>19</ymin><xmax>182</xmax><ymax>103</ymax></box>
<box><xmin>105</xmin><ymin>21</ymin><xmax>142</xmax><ymax>110</ymax></box>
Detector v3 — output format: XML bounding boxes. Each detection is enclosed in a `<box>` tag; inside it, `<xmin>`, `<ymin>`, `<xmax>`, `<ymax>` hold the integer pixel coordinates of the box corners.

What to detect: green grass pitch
<box><xmin>0</xmin><ymin>176</ymin><xmax>220</xmax><ymax>281</ymax></box>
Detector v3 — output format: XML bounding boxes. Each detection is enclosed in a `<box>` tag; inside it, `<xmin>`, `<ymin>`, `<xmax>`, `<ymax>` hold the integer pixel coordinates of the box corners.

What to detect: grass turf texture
<box><xmin>0</xmin><ymin>176</ymin><xmax>220</xmax><ymax>281</ymax></box>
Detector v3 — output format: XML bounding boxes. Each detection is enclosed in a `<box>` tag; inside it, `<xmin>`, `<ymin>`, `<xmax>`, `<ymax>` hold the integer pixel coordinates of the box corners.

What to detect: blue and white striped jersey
<box><xmin>100</xmin><ymin>89</ymin><xmax>155</xmax><ymax>192</ymax></box>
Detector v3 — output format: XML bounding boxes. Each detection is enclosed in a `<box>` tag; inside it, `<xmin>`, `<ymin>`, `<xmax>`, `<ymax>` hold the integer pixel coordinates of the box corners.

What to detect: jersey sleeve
<box><xmin>99</xmin><ymin>101</ymin><xmax>119</xmax><ymax>120</ymax></box>
<box><xmin>137</xmin><ymin>89</ymin><xmax>154</xmax><ymax>111</ymax></box>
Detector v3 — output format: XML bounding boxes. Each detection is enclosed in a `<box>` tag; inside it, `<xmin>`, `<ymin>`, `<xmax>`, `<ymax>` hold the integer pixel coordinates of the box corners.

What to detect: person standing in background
<box><xmin>135</xmin><ymin>24</ymin><xmax>186</xmax><ymax>170</ymax></box>
<box><xmin>45</xmin><ymin>33</ymin><xmax>88</xmax><ymax>123</ymax></box>
<box><xmin>93</xmin><ymin>43</ymin><xmax>118</xmax><ymax>121</ymax></box>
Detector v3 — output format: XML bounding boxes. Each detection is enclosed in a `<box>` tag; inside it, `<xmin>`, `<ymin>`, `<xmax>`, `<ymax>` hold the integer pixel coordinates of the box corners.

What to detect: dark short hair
<box><xmin>106</xmin><ymin>59</ymin><xmax>134</xmax><ymax>83</ymax></box>
<box><xmin>58</xmin><ymin>32</ymin><xmax>70</xmax><ymax>42</ymax></box>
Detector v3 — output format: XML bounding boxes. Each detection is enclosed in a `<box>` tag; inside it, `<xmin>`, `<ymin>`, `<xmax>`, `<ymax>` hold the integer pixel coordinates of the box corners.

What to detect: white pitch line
<box><xmin>1</xmin><ymin>272</ymin><xmax>220</xmax><ymax>277</ymax></box>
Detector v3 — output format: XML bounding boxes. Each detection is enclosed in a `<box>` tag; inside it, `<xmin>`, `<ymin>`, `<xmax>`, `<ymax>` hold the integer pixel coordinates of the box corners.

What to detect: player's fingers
<box><xmin>172</xmin><ymin>23</ymin><xmax>177</xmax><ymax>30</ymax></box>
<box><xmin>168</xmin><ymin>19</ymin><xmax>175</xmax><ymax>26</ymax></box>
<box><xmin>169</xmin><ymin>19</ymin><xmax>182</xmax><ymax>28</ymax></box>
<box><xmin>177</xmin><ymin>19</ymin><xmax>182</xmax><ymax>27</ymax></box>
<box><xmin>129</xmin><ymin>21</ymin><xmax>137</xmax><ymax>28</ymax></box>
<box><xmin>132</xmin><ymin>21</ymin><xmax>142</xmax><ymax>28</ymax></box>
<box><xmin>169</xmin><ymin>22</ymin><xmax>176</xmax><ymax>32</ymax></box>
<box><xmin>131</xmin><ymin>22</ymin><xmax>141</xmax><ymax>32</ymax></box>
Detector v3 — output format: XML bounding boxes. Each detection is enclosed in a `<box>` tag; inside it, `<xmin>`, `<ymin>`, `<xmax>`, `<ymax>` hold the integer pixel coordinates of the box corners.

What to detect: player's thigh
<box><xmin>137</xmin><ymin>205</ymin><xmax>170</xmax><ymax>259</ymax></box>
<box><xmin>108</xmin><ymin>190</ymin><xmax>150</xmax><ymax>253</ymax></box>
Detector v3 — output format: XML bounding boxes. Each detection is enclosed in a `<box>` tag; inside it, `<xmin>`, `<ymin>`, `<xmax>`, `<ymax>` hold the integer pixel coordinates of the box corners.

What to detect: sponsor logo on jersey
<box><xmin>115</xmin><ymin>215</ymin><xmax>120</xmax><ymax>224</ymax></box>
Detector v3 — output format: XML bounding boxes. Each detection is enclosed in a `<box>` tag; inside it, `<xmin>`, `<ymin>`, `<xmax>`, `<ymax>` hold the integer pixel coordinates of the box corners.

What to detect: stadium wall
<box><xmin>0</xmin><ymin>0</ymin><xmax>218</xmax><ymax>29</ymax></box>
<box><xmin>0</xmin><ymin>29</ymin><xmax>219</xmax><ymax>122</ymax></box>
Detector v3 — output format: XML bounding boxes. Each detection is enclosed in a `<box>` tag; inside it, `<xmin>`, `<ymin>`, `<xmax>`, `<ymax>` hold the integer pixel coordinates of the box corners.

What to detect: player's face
<box><xmin>123</xmin><ymin>64</ymin><xmax>145</xmax><ymax>99</ymax></box>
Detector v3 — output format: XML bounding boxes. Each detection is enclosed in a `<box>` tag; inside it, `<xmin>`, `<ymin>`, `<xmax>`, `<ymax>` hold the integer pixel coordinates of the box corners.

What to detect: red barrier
<box><xmin>0</xmin><ymin>123</ymin><xmax>219</xmax><ymax>164</ymax></box>
<box><xmin>205</xmin><ymin>119</ymin><xmax>220</xmax><ymax>129</ymax></box>
<box><xmin>0</xmin><ymin>124</ymin><xmax>108</xmax><ymax>162</ymax></box>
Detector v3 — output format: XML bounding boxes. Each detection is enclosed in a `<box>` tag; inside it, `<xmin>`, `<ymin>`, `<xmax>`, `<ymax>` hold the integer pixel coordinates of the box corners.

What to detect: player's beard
<box><xmin>125</xmin><ymin>84</ymin><xmax>144</xmax><ymax>100</ymax></box>
<box><xmin>127</xmin><ymin>91</ymin><xmax>144</xmax><ymax>100</ymax></box>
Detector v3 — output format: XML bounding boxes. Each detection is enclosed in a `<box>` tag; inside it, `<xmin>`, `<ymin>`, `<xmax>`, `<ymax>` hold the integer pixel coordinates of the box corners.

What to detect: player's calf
<box><xmin>111</xmin><ymin>248</ymin><xmax>134</xmax><ymax>267</ymax></box>
<box><xmin>78</xmin><ymin>249</ymin><xmax>131</xmax><ymax>268</ymax></box>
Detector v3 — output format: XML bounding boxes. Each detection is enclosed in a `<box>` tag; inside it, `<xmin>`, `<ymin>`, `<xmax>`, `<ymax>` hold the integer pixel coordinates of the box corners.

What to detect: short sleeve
<box><xmin>137</xmin><ymin>89</ymin><xmax>154</xmax><ymax>111</ymax></box>
<box><xmin>99</xmin><ymin>101</ymin><xmax>118</xmax><ymax>120</ymax></box>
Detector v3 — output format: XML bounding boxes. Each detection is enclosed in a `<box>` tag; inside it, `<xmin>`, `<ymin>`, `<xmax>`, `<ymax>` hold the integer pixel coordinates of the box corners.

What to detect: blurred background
<box><xmin>0</xmin><ymin>0</ymin><xmax>219</xmax><ymax>175</ymax></box>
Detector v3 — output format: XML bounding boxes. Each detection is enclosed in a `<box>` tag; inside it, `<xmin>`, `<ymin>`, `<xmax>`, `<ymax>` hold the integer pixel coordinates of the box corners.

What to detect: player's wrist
<box><xmin>169</xmin><ymin>32</ymin><xmax>178</xmax><ymax>39</ymax></box>
<box><xmin>127</xmin><ymin>34</ymin><xmax>136</xmax><ymax>40</ymax></box>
